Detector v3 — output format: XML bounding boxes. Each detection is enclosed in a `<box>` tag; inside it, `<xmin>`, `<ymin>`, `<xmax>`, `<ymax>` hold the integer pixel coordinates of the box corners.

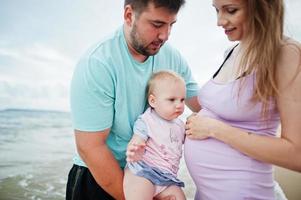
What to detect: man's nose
<box><xmin>158</xmin><ymin>26</ymin><xmax>171</xmax><ymax>41</ymax></box>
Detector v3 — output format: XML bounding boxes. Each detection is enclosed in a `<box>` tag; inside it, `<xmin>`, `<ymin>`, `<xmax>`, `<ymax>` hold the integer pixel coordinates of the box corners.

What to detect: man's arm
<box><xmin>185</xmin><ymin>96</ymin><xmax>201</xmax><ymax>112</ymax></box>
<box><xmin>75</xmin><ymin>129</ymin><xmax>125</xmax><ymax>200</ymax></box>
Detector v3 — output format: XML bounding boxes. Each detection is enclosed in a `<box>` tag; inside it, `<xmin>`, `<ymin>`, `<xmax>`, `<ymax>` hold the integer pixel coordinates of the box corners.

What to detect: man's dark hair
<box><xmin>124</xmin><ymin>0</ymin><xmax>185</xmax><ymax>15</ymax></box>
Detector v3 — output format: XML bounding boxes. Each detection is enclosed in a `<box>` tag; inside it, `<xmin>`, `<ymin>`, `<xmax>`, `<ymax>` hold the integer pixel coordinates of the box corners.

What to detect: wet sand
<box><xmin>275</xmin><ymin>166</ymin><xmax>301</xmax><ymax>200</ymax></box>
<box><xmin>178</xmin><ymin>159</ymin><xmax>195</xmax><ymax>200</ymax></box>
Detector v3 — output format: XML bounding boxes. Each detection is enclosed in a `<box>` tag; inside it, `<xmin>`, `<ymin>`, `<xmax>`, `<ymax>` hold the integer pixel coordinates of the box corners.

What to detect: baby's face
<box><xmin>150</xmin><ymin>79</ymin><xmax>186</xmax><ymax>120</ymax></box>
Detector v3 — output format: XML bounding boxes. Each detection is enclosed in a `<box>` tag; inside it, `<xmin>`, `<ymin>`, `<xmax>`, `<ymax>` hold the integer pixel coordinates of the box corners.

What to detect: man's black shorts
<box><xmin>66</xmin><ymin>164</ymin><xmax>115</xmax><ymax>200</ymax></box>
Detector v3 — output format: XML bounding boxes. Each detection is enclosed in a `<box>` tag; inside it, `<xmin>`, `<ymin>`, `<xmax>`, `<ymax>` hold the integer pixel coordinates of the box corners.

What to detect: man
<box><xmin>66</xmin><ymin>0</ymin><xmax>200</xmax><ymax>199</ymax></box>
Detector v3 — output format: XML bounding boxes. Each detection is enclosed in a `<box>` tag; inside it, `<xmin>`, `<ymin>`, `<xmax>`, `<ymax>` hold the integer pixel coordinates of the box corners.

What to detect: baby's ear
<box><xmin>148</xmin><ymin>94</ymin><xmax>156</xmax><ymax>108</ymax></box>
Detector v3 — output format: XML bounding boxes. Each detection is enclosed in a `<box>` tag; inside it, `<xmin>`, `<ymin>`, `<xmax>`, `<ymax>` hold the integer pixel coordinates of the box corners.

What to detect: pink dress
<box><xmin>184</xmin><ymin>73</ymin><xmax>280</xmax><ymax>200</ymax></box>
<box><xmin>128</xmin><ymin>108</ymin><xmax>185</xmax><ymax>187</ymax></box>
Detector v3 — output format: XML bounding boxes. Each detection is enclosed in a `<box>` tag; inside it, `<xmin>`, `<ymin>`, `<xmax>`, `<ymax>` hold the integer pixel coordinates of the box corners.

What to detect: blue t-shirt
<box><xmin>70</xmin><ymin>25</ymin><xmax>199</xmax><ymax>168</ymax></box>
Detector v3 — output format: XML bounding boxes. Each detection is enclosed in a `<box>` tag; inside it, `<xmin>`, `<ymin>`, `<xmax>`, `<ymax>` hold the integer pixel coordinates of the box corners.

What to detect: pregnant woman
<box><xmin>184</xmin><ymin>0</ymin><xmax>301</xmax><ymax>199</ymax></box>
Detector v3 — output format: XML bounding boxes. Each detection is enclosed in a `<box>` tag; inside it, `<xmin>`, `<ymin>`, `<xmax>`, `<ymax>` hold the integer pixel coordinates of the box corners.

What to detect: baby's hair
<box><xmin>146</xmin><ymin>70</ymin><xmax>185</xmax><ymax>98</ymax></box>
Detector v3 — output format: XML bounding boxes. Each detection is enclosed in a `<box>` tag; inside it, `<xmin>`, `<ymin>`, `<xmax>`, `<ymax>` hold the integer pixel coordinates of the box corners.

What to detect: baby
<box><xmin>123</xmin><ymin>70</ymin><xmax>186</xmax><ymax>200</ymax></box>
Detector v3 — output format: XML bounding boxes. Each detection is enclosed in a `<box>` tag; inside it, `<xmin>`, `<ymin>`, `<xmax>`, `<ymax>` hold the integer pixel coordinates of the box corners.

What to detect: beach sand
<box><xmin>178</xmin><ymin>159</ymin><xmax>195</xmax><ymax>200</ymax></box>
<box><xmin>275</xmin><ymin>166</ymin><xmax>301</xmax><ymax>200</ymax></box>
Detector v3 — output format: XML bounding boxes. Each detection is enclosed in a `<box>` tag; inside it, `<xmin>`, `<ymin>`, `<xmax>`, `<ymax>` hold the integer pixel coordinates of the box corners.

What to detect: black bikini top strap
<box><xmin>213</xmin><ymin>43</ymin><xmax>239</xmax><ymax>78</ymax></box>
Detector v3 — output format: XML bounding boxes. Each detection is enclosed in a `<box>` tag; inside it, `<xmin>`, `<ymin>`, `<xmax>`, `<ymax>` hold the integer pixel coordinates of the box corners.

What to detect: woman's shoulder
<box><xmin>283</xmin><ymin>36</ymin><xmax>301</xmax><ymax>44</ymax></box>
<box><xmin>281</xmin><ymin>36</ymin><xmax>301</xmax><ymax>55</ymax></box>
<box><xmin>277</xmin><ymin>36</ymin><xmax>301</xmax><ymax>86</ymax></box>
<box><xmin>279</xmin><ymin>37</ymin><xmax>300</xmax><ymax>66</ymax></box>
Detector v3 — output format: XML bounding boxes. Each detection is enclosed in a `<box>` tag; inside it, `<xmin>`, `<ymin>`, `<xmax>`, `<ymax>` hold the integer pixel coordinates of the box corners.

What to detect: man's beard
<box><xmin>130</xmin><ymin>23</ymin><xmax>163</xmax><ymax>56</ymax></box>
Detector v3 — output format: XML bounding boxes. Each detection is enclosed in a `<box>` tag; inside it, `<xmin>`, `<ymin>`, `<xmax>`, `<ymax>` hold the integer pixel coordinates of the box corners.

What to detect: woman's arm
<box><xmin>273</xmin><ymin>41</ymin><xmax>301</xmax><ymax>171</ymax></box>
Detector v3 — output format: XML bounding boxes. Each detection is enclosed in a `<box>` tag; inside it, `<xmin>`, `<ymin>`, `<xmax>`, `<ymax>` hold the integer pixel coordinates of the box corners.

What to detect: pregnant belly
<box><xmin>183</xmin><ymin>138</ymin><xmax>274</xmax><ymax>199</ymax></box>
<box><xmin>184</xmin><ymin>137</ymin><xmax>272</xmax><ymax>173</ymax></box>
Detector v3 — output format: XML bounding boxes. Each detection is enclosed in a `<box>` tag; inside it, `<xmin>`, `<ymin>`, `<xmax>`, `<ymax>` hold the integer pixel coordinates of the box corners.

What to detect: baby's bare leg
<box><xmin>123</xmin><ymin>168</ymin><xmax>155</xmax><ymax>200</ymax></box>
<box><xmin>155</xmin><ymin>185</ymin><xmax>186</xmax><ymax>200</ymax></box>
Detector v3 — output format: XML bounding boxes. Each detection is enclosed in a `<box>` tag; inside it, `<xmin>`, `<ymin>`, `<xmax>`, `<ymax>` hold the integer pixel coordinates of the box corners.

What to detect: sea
<box><xmin>0</xmin><ymin>109</ymin><xmax>196</xmax><ymax>200</ymax></box>
<box><xmin>0</xmin><ymin>109</ymin><xmax>75</xmax><ymax>200</ymax></box>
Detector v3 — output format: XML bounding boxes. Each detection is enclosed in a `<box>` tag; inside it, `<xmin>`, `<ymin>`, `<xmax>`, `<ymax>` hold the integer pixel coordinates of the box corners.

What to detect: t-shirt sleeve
<box><xmin>178</xmin><ymin>55</ymin><xmax>199</xmax><ymax>99</ymax></box>
<box><xmin>133</xmin><ymin>117</ymin><xmax>149</xmax><ymax>141</ymax></box>
<box><xmin>70</xmin><ymin>54</ymin><xmax>115</xmax><ymax>131</ymax></box>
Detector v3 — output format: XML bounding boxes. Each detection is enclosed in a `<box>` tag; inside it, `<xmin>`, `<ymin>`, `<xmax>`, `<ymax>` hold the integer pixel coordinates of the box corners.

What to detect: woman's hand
<box><xmin>185</xmin><ymin>113</ymin><xmax>221</xmax><ymax>140</ymax></box>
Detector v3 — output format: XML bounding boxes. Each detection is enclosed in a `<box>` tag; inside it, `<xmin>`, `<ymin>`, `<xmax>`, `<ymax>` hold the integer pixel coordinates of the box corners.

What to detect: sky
<box><xmin>0</xmin><ymin>0</ymin><xmax>300</xmax><ymax>112</ymax></box>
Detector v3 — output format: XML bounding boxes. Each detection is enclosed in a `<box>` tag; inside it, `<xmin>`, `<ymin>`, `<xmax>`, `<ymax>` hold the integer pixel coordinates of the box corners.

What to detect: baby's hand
<box><xmin>126</xmin><ymin>135</ymin><xmax>146</xmax><ymax>162</ymax></box>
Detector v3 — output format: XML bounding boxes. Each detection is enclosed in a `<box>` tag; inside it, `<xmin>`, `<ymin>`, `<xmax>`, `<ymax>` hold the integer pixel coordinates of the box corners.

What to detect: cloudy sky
<box><xmin>0</xmin><ymin>0</ymin><xmax>300</xmax><ymax>111</ymax></box>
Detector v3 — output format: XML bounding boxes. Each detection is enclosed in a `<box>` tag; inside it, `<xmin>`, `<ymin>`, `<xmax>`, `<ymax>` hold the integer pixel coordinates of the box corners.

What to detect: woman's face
<box><xmin>213</xmin><ymin>0</ymin><xmax>248</xmax><ymax>42</ymax></box>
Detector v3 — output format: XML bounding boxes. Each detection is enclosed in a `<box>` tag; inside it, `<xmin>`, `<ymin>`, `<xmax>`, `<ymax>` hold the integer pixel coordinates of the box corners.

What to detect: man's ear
<box><xmin>124</xmin><ymin>5</ymin><xmax>134</xmax><ymax>26</ymax></box>
<box><xmin>148</xmin><ymin>94</ymin><xmax>156</xmax><ymax>108</ymax></box>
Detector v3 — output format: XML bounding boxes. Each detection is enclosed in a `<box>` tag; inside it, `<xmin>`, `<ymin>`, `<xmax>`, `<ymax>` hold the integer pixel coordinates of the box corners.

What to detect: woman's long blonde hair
<box><xmin>239</xmin><ymin>0</ymin><xmax>284</xmax><ymax>118</ymax></box>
